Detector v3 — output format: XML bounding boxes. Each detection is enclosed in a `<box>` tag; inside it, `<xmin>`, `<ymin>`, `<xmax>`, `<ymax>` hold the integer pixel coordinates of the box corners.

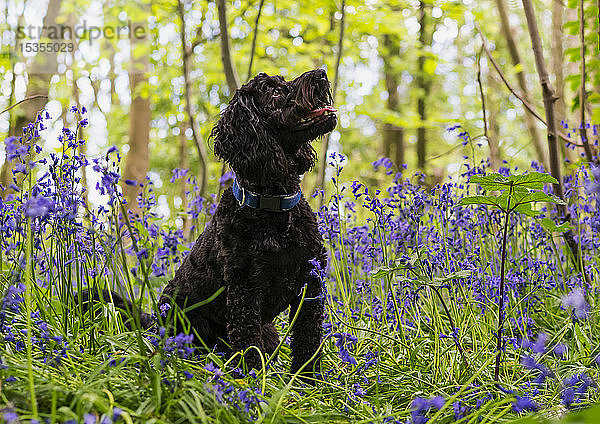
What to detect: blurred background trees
<box><xmin>0</xmin><ymin>0</ymin><xmax>598</xmax><ymax>228</ymax></box>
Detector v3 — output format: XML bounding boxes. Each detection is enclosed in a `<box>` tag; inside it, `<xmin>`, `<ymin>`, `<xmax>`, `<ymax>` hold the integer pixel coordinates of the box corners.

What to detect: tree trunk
<box><xmin>178</xmin><ymin>121</ymin><xmax>191</xmax><ymax>241</ymax></box>
<box><xmin>577</xmin><ymin>0</ymin><xmax>596</xmax><ymax>162</ymax></box>
<box><xmin>551</xmin><ymin>0</ymin><xmax>575</xmax><ymax>163</ymax></box>
<box><xmin>122</xmin><ymin>25</ymin><xmax>150</xmax><ymax>216</ymax></box>
<box><xmin>177</xmin><ymin>0</ymin><xmax>208</xmax><ymax>197</ymax></box>
<box><xmin>478</xmin><ymin>49</ymin><xmax>501</xmax><ymax>170</ymax></box>
<box><xmin>416</xmin><ymin>0</ymin><xmax>428</xmax><ymax>171</ymax></box>
<box><xmin>381</xmin><ymin>34</ymin><xmax>405</xmax><ymax>170</ymax></box>
<box><xmin>521</xmin><ymin>0</ymin><xmax>563</xmax><ymax>200</ymax></box>
<box><xmin>494</xmin><ymin>0</ymin><xmax>547</xmax><ymax>169</ymax></box>
<box><xmin>314</xmin><ymin>0</ymin><xmax>345</xmax><ymax>205</ymax></box>
<box><xmin>246</xmin><ymin>0</ymin><xmax>265</xmax><ymax>81</ymax></box>
<box><xmin>521</xmin><ymin>0</ymin><xmax>586</xmax><ymax>280</ymax></box>
<box><xmin>67</xmin><ymin>13</ymin><xmax>90</xmax><ymax>209</ymax></box>
<box><xmin>216</xmin><ymin>0</ymin><xmax>240</xmax><ymax>95</ymax></box>
<box><xmin>487</xmin><ymin>76</ymin><xmax>503</xmax><ymax>170</ymax></box>
<box><xmin>1</xmin><ymin>0</ymin><xmax>61</xmax><ymax>191</ymax></box>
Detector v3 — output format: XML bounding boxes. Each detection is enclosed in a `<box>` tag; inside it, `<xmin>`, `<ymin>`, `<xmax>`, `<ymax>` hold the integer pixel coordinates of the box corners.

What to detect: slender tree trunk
<box><xmin>551</xmin><ymin>0</ymin><xmax>575</xmax><ymax>163</ymax></box>
<box><xmin>381</xmin><ymin>34</ymin><xmax>405</xmax><ymax>170</ymax></box>
<box><xmin>478</xmin><ymin>48</ymin><xmax>501</xmax><ymax>170</ymax></box>
<box><xmin>1</xmin><ymin>0</ymin><xmax>61</xmax><ymax>192</ymax></box>
<box><xmin>216</xmin><ymin>0</ymin><xmax>240</xmax><ymax>95</ymax></box>
<box><xmin>68</xmin><ymin>13</ymin><xmax>90</xmax><ymax>209</ymax></box>
<box><xmin>521</xmin><ymin>0</ymin><xmax>563</xmax><ymax>199</ymax></box>
<box><xmin>122</xmin><ymin>22</ymin><xmax>150</xmax><ymax>216</ymax></box>
<box><xmin>246</xmin><ymin>0</ymin><xmax>265</xmax><ymax>81</ymax></box>
<box><xmin>416</xmin><ymin>0</ymin><xmax>428</xmax><ymax>171</ymax></box>
<box><xmin>494</xmin><ymin>0</ymin><xmax>547</xmax><ymax>169</ymax></box>
<box><xmin>178</xmin><ymin>121</ymin><xmax>191</xmax><ymax>241</ymax></box>
<box><xmin>578</xmin><ymin>0</ymin><xmax>596</xmax><ymax>162</ymax></box>
<box><xmin>521</xmin><ymin>0</ymin><xmax>587</xmax><ymax>280</ymax></box>
<box><xmin>487</xmin><ymin>76</ymin><xmax>503</xmax><ymax>170</ymax></box>
<box><xmin>102</xmin><ymin>1</ymin><xmax>117</xmax><ymax>105</ymax></box>
<box><xmin>177</xmin><ymin>0</ymin><xmax>208</xmax><ymax>196</ymax></box>
<box><xmin>215</xmin><ymin>0</ymin><xmax>242</xmax><ymax>198</ymax></box>
<box><xmin>314</xmin><ymin>0</ymin><xmax>345</xmax><ymax>205</ymax></box>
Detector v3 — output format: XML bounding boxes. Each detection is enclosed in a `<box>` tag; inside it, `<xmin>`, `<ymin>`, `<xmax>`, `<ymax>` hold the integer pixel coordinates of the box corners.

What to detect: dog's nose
<box><xmin>314</xmin><ymin>68</ymin><xmax>327</xmax><ymax>80</ymax></box>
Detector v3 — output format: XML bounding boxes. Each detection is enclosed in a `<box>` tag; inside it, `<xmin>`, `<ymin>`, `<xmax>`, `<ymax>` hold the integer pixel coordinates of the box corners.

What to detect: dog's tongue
<box><xmin>308</xmin><ymin>106</ymin><xmax>337</xmax><ymax>118</ymax></box>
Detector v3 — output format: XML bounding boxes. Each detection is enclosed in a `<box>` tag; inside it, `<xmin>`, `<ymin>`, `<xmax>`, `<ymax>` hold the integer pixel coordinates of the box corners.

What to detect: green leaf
<box><xmin>508</xmin><ymin>172</ymin><xmax>558</xmax><ymax>189</ymax></box>
<box><xmin>433</xmin><ymin>270</ymin><xmax>472</xmax><ymax>286</ymax></box>
<box><xmin>371</xmin><ymin>266</ymin><xmax>401</xmax><ymax>279</ymax></box>
<box><xmin>540</xmin><ymin>218</ymin><xmax>573</xmax><ymax>233</ymax></box>
<box><xmin>512</xmin><ymin>191</ymin><xmax>565</xmax><ymax>207</ymax></box>
<box><xmin>512</xmin><ymin>202</ymin><xmax>540</xmax><ymax>217</ymax></box>
<box><xmin>460</xmin><ymin>194</ymin><xmax>508</xmax><ymax>211</ymax></box>
<box><xmin>469</xmin><ymin>174</ymin><xmax>510</xmax><ymax>190</ymax></box>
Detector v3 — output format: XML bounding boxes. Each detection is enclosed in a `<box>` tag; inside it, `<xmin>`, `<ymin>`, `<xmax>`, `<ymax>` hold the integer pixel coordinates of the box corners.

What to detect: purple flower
<box><xmin>531</xmin><ymin>333</ymin><xmax>548</xmax><ymax>354</ymax></box>
<box><xmin>562</xmin><ymin>289</ymin><xmax>590</xmax><ymax>319</ymax></box>
<box><xmin>332</xmin><ymin>332</ymin><xmax>358</xmax><ymax>365</ymax></box>
<box><xmin>562</xmin><ymin>387</ymin><xmax>575</xmax><ymax>407</ymax></box>
<box><xmin>12</xmin><ymin>162</ymin><xmax>27</xmax><ymax>174</ymax></box>
<box><xmin>520</xmin><ymin>355</ymin><xmax>553</xmax><ymax>383</ymax></box>
<box><xmin>3</xmin><ymin>412</ymin><xmax>18</xmax><ymax>423</ymax></box>
<box><xmin>112</xmin><ymin>407</ymin><xmax>123</xmax><ymax>419</ymax></box>
<box><xmin>23</xmin><ymin>195</ymin><xmax>55</xmax><ymax>218</ymax></box>
<box><xmin>552</xmin><ymin>343</ymin><xmax>567</xmax><ymax>358</ymax></box>
<box><xmin>219</xmin><ymin>170</ymin><xmax>234</xmax><ymax>186</ymax></box>
<box><xmin>204</xmin><ymin>362</ymin><xmax>224</xmax><ymax>380</ymax></box>
<box><xmin>171</xmin><ymin>168</ymin><xmax>189</xmax><ymax>183</ymax></box>
<box><xmin>411</xmin><ymin>396</ymin><xmax>445</xmax><ymax>423</ymax></box>
<box><xmin>512</xmin><ymin>395</ymin><xmax>538</xmax><ymax>413</ymax></box>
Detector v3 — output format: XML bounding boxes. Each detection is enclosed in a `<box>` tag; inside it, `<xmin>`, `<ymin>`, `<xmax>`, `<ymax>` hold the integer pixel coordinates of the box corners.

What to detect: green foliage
<box><xmin>460</xmin><ymin>172</ymin><xmax>564</xmax><ymax>217</ymax></box>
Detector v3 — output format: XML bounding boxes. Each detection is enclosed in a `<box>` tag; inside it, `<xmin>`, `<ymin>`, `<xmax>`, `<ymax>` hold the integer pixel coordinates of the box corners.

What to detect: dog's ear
<box><xmin>211</xmin><ymin>85</ymin><xmax>287</xmax><ymax>183</ymax></box>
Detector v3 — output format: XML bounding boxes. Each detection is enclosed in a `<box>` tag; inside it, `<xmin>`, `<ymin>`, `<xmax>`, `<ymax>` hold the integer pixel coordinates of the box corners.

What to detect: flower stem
<box><xmin>494</xmin><ymin>183</ymin><xmax>513</xmax><ymax>381</ymax></box>
<box><xmin>24</xmin><ymin>218</ymin><xmax>38</xmax><ymax>417</ymax></box>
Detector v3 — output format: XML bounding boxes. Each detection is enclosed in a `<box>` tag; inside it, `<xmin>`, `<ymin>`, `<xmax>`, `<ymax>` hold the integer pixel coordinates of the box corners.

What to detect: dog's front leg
<box><xmin>289</xmin><ymin>275</ymin><xmax>324</xmax><ymax>377</ymax></box>
<box><xmin>225</xmin><ymin>282</ymin><xmax>264</xmax><ymax>372</ymax></box>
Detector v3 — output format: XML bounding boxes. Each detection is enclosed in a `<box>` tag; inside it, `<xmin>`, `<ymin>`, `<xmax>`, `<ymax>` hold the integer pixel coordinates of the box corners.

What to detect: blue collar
<box><xmin>232</xmin><ymin>178</ymin><xmax>302</xmax><ymax>212</ymax></box>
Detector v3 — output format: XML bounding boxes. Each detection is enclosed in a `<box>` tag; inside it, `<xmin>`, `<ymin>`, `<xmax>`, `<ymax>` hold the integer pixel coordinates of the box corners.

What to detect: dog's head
<box><xmin>211</xmin><ymin>69</ymin><xmax>337</xmax><ymax>184</ymax></box>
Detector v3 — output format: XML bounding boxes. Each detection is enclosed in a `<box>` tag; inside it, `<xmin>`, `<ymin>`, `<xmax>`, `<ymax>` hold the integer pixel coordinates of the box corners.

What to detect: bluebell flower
<box><xmin>552</xmin><ymin>344</ymin><xmax>567</xmax><ymax>358</ymax></box>
<box><xmin>23</xmin><ymin>195</ymin><xmax>55</xmax><ymax>218</ymax></box>
<box><xmin>83</xmin><ymin>413</ymin><xmax>97</xmax><ymax>424</ymax></box>
<box><xmin>512</xmin><ymin>395</ymin><xmax>538</xmax><ymax>412</ymax></box>
<box><xmin>562</xmin><ymin>289</ymin><xmax>590</xmax><ymax>319</ymax></box>
<box><xmin>332</xmin><ymin>332</ymin><xmax>358</xmax><ymax>365</ymax></box>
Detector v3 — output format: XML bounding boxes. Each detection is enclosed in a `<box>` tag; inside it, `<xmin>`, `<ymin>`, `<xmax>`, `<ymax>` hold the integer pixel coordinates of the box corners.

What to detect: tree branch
<box><xmin>0</xmin><ymin>95</ymin><xmax>48</xmax><ymax>116</ymax></box>
<box><xmin>178</xmin><ymin>0</ymin><xmax>208</xmax><ymax>196</ymax></box>
<box><xmin>246</xmin><ymin>0</ymin><xmax>265</xmax><ymax>81</ymax></box>
<box><xmin>216</xmin><ymin>0</ymin><xmax>241</xmax><ymax>94</ymax></box>
<box><xmin>476</xmin><ymin>25</ymin><xmax>574</xmax><ymax>146</ymax></box>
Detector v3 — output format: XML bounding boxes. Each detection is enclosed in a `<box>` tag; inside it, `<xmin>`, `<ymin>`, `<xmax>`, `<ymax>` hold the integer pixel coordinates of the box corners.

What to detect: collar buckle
<box><xmin>258</xmin><ymin>195</ymin><xmax>282</xmax><ymax>211</ymax></box>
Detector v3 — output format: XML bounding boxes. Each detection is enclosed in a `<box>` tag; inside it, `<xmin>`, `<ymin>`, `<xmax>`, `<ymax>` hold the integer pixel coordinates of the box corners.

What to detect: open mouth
<box><xmin>299</xmin><ymin>106</ymin><xmax>337</xmax><ymax>124</ymax></box>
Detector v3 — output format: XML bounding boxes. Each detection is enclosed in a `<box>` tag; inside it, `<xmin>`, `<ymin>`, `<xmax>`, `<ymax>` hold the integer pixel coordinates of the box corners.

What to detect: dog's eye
<box><xmin>272</xmin><ymin>89</ymin><xmax>283</xmax><ymax>98</ymax></box>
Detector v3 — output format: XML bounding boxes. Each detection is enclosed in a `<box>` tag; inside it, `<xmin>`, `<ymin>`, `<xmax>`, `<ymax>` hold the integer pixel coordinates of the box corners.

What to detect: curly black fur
<box><xmin>83</xmin><ymin>69</ymin><xmax>336</xmax><ymax>376</ymax></box>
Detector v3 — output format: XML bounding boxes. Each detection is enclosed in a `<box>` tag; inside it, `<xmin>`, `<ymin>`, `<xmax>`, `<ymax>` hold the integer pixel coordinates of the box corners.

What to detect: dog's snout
<box><xmin>314</xmin><ymin>68</ymin><xmax>327</xmax><ymax>79</ymax></box>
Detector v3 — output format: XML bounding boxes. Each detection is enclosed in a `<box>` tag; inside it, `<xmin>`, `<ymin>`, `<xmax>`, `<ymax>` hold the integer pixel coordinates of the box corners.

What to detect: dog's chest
<box><xmin>255</xmin><ymin>246</ymin><xmax>307</xmax><ymax>319</ymax></box>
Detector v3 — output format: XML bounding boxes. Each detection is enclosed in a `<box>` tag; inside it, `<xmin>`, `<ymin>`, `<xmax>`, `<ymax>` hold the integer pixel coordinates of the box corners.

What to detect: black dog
<box><xmin>84</xmin><ymin>69</ymin><xmax>336</xmax><ymax>375</ymax></box>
